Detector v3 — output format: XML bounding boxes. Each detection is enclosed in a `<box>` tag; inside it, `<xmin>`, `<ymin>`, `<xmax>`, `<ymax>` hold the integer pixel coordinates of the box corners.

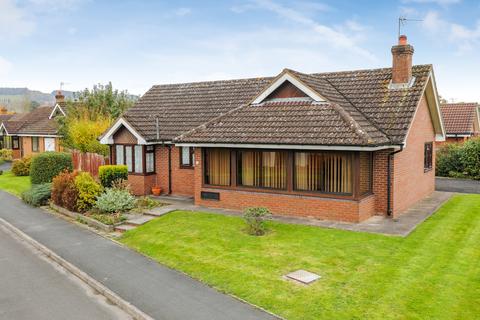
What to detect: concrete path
<box><xmin>0</xmin><ymin>191</ymin><xmax>276</xmax><ymax>320</ymax></box>
<box><xmin>154</xmin><ymin>192</ymin><xmax>453</xmax><ymax>237</ymax></box>
<box><xmin>0</xmin><ymin>161</ymin><xmax>11</xmax><ymax>172</ymax></box>
<box><xmin>436</xmin><ymin>177</ymin><xmax>480</xmax><ymax>194</ymax></box>
<box><xmin>0</xmin><ymin>223</ymin><xmax>129</xmax><ymax>320</ymax></box>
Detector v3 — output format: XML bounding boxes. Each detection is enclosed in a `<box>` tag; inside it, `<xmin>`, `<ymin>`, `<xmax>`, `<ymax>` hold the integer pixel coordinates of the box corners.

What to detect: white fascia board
<box><xmin>252</xmin><ymin>73</ymin><xmax>326</xmax><ymax>104</ymax></box>
<box><xmin>175</xmin><ymin>142</ymin><xmax>400</xmax><ymax>152</ymax></box>
<box><xmin>49</xmin><ymin>103</ymin><xmax>66</xmax><ymax>119</ymax></box>
<box><xmin>16</xmin><ymin>134</ymin><xmax>62</xmax><ymax>137</ymax></box>
<box><xmin>0</xmin><ymin>122</ymin><xmax>8</xmax><ymax>135</ymax></box>
<box><xmin>429</xmin><ymin>71</ymin><xmax>446</xmax><ymax>138</ymax></box>
<box><xmin>99</xmin><ymin>117</ymin><xmax>147</xmax><ymax>145</ymax></box>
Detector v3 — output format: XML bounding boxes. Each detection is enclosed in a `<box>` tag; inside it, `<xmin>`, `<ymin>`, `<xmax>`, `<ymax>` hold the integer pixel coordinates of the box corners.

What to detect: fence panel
<box><xmin>71</xmin><ymin>150</ymin><xmax>109</xmax><ymax>177</ymax></box>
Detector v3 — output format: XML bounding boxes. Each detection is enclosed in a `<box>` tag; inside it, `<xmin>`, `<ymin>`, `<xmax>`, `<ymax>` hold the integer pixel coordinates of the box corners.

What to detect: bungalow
<box><xmin>438</xmin><ymin>102</ymin><xmax>480</xmax><ymax>145</ymax></box>
<box><xmin>100</xmin><ymin>35</ymin><xmax>445</xmax><ymax>222</ymax></box>
<box><xmin>0</xmin><ymin>91</ymin><xmax>66</xmax><ymax>159</ymax></box>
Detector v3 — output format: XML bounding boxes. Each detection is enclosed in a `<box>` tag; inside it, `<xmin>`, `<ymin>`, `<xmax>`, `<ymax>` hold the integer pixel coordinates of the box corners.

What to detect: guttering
<box><xmin>16</xmin><ymin>134</ymin><xmax>61</xmax><ymax>137</ymax></box>
<box><xmin>387</xmin><ymin>146</ymin><xmax>404</xmax><ymax>217</ymax></box>
<box><xmin>174</xmin><ymin>142</ymin><xmax>401</xmax><ymax>152</ymax></box>
<box><xmin>445</xmin><ymin>133</ymin><xmax>472</xmax><ymax>138</ymax></box>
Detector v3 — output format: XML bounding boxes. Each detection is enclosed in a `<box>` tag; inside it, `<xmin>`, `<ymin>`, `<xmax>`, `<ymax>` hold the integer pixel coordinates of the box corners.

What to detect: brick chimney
<box><xmin>391</xmin><ymin>35</ymin><xmax>414</xmax><ymax>84</ymax></box>
<box><xmin>55</xmin><ymin>90</ymin><xmax>65</xmax><ymax>104</ymax></box>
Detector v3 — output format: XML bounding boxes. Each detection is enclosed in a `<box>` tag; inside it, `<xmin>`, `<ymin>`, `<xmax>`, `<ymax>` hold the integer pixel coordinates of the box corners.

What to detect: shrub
<box><xmin>21</xmin><ymin>183</ymin><xmax>52</xmax><ymax>207</ymax></box>
<box><xmin>30</xmin><ymin>152</ymin><xmax>73</xmax><ymax>184</ymax></box>
<box><xmin>243</xmin><ymin>207</ymin><xmax>271</xmax><ymax>236</ymax></box>
<box><xmin>75</xmin><ymin>172</ymin><xmax>102</xmax><ymax>213</ymax></box>
<box><xmin>460</xmin><ymin>138</ymin><xmax>480</xmax><ymax>179</ymax></box>
<box><xmin>99</xmin><ymin>165</ymin><xmax>128</xmax><ymax>188</ymax></box>
<box><xmin>436</xmin><ymin>143</ymin><xmax>463</xmax><ymax>177</ymax></box>
<box><xmin>135</xmin><ymin>196</ymin><xmax>161</xmax><ymax>210</ymax></box>
<box><xmin>436</xmin><ymin>138</ymin><xmax>480</xmax><ymax>180</ymax></box>
<box><xmin>51</xmin><ymin>171</ymin><xmax>78</xmax><ymax>210</ymax></box>
<box><xmin>95</xmin><ymin>188</ymin><xmax>136</xmax><ymax>214</ymax></box>
<box><xmin>12</xmin><ymin>156</ymin><xmax>32</xmax><ymax>176</ymax></box>
<box><xmin>0</xmin><ymin>149</ymin><xmax>13</xmax><ymax>161</ymax></box>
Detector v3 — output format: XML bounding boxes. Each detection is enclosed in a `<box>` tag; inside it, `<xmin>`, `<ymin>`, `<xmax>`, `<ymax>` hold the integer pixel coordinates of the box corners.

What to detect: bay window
<box><xmin>204</xmin><ymin>148</ymin><xmax>230</xmax><ymax>186</ymax></box>
<box><xmin>114</xmin><ymin>144</ymin><xmax>155</xmax><ymax>175</ymax></box>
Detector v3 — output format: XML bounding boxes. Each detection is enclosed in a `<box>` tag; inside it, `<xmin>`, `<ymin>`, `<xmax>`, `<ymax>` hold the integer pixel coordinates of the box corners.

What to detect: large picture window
<box><xmin>204</xmin><ymin>148</ymin><xmax>230</xmax><ymax>186</ymax></box>
<box><xmin>294</xmin><ymin>152</ymin><xmax>353</xmax><ymax>194</ymax></box>
<box><xmin>237</xmin><ymin>150</ymin><xmax>287</xmax><ymax>189</ymax></box>
<box><xmin>114</xmin><ymin>144</ymin><xmax>155</xmax><ymax>175</ymax></box>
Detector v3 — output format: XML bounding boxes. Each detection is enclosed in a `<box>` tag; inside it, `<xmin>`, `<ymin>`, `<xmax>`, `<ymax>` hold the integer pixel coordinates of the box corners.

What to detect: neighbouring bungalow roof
<box><xmin>440</xmin><ymin>103</ymin><xmax>479</xmax><ymax>135</ymax></box>
<box><xmin>0</xmin><ymin>105</ymin><xmax>63</xmax><ymax>136</ymax></box>
<box><xmin>109</xmin><ymin>64</ymin><xmax>439</xmax><ymax>147</ymax></box>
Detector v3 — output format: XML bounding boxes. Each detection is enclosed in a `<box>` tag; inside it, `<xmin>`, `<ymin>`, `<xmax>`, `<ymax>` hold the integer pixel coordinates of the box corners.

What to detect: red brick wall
<box><xmin>193</xmin><ymin>148</ymin><xmax>375</xmax><ymax>223</ymax></box>
<box><xmin>372</xmin><ymin>150</ymin><xmax>392</xmax><ymax>215</ymax></box>
<box><xmin>392</xmin><ymin>95</ymin><xmax>435</xmax><ymax>216</ymax></box>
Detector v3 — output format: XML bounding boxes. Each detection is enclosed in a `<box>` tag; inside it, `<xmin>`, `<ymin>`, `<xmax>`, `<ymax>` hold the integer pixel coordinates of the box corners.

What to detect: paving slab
<box><xmin>126</xmin><ymin>215</ymin><xmax>156</xmax><ymax>226</ymax></box>
<box><xmin>285</xmin><ymin>270</ymin><xmax>320</xmax><ymax>284</ymax></box>
<box><xmin>114</xmin><ymin>224</ymin><xmax>137</xmax><ymax>232</ymax></box>
<box><xmin>0</xmin><ymin>191</ymin><xmax>276</xmax><ymax>320</ymax></box>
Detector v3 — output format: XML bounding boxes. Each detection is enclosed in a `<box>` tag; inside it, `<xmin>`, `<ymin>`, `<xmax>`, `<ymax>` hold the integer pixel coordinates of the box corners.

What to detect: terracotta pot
<box><xmin>151</xmin><ymin>186</ymin><xmax>161</xmax><ymax>196</ymax></box>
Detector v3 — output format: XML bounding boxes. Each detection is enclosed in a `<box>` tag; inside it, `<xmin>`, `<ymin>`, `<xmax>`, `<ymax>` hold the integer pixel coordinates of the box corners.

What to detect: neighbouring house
<box><xmin>438</xmin><ymin>102</ymin><xmax>480</xmax><ymax>145</ymax></box>
<box><xmin>100</xmin><ymin>35</ymin><xmax>445</xmax><ymax>222</ymax></box>
<box><xmin>0</xmin><ymin>91</ymin><xmax>66</xmax><ymax>159</ymax></box>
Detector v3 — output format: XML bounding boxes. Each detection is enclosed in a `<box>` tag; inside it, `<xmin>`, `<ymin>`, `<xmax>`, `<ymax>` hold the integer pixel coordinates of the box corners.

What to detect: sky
<box><xmin>0</xmin><ymin>0</ymin><xmax>479</xmax><ymax>102</ymax></box>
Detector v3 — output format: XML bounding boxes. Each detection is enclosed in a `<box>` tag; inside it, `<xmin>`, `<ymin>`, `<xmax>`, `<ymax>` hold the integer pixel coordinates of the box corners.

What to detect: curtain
<box><xmin>238</xmin><ymin>151</ymin><xmax>287</xmax><ymax>189</ymax></box>
<box><xmin>205</xmin><ymin>148</ymin><xmax>230</xmax><ymax>186</ymax></box>
<box><xmin>295</xmin><ymin>152</ymin><xmax>352</xmax><ymax>194</ymax></box>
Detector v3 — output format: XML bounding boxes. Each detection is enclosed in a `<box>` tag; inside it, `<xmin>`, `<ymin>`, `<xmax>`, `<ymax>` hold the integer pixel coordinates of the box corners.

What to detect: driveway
<box><xmin>0</xmin><ymin>161</ymin><xmax>11</xmax><ymax>172</ymax></box>
<box><xmin>0</xmin><ymin>223</ymin><xmax>129</xmax><ymax>320</ymax></box>
<box><xmin>0</xmin><ymin>191</ymin><xmax>275</xmax><ymax>320</ymax></box>
<box><xmin>436</xmin><ymin>177</ymin><xmax>480</xmax><ymax>194</ymax></box>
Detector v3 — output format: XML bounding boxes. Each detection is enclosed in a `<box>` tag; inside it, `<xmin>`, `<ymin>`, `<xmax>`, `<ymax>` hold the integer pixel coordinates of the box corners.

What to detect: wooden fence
<box><xmin>71</xmin><ymin>150</ymin><xmax>109</xmax><ymax>177</ymax></box>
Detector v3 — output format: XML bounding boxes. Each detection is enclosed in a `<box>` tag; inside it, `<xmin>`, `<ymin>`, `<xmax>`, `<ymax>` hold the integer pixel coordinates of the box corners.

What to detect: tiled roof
<box><xmin>440</xmin><ymin>103</ymin><xmax>479</xmax><ymax>135</ymax></box>
<box><xmin>0</xmin><ymin>106</ymin><xmax>60</xmax><ymax>135</ymax></box>
<box><xmin>174</xmin><ymin>65</ymin><xmax>432</xmax><ymax>146</ymax></box>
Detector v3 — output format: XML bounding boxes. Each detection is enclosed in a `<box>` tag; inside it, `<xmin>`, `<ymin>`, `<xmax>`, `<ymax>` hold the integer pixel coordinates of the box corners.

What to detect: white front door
<box><xmin>44</xmin><ymin>138</ymin><xmax>55</xmax><ymax>151</ymax></box>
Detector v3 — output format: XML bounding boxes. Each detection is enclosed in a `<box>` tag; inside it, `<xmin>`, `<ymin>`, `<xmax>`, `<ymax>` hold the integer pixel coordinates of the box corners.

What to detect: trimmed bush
<box><xmin>75</xmin><ymin>172</ymin><xmax>102</xmax><ymax>213</ymax></box>
<box><xmin>30</xmin><ymin>152</ymin><xmax>73</xmax><ymax>184</ymax></box>
<box><xmin>99</xmin><ymin>165</ymin><xmax>128</xmax><ymax>188</ymax></box>
<box><xmin>12</xmin><ymin>156</ymin><xmax>32</xmax><ymax>176</ymax></box>
<box><xmin>0</xmin><ymin>149</ymin><xmax>13</xmax><ymax>161</ymax></box>
<box><xmin>95</xmin><ymin>188</ymin><xmax>136</xmax><ymax>214</ymax></box>
<box><xmin>21</xmin><ymin>183</ymin><xmax>52</xmax><ymax>207</ymax></box>
<box><xmin>436</xmin><ymin>138</ymin><xmax>480</xmax><ymax>180</ymax></box>
<box><xmin>243</xmin><ymin>207</ymin><xmax>271</xmax><ymax>236</ymax></box>
<box><xmin>51</xmin><ymin>171</ymin><xmax>78</xmax><ymax>211</ymax></box>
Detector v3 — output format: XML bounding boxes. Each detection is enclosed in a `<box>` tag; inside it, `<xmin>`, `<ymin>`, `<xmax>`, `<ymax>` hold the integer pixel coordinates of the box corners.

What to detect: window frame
<box><xmin>32</xmin><ymin>137</ymin><xmax>39</xmax><ymax>152</ymax></box>
<box><xmin>424</xmin><ymin>142</ymin><xmax>433</xmax><ymax>172</ymax></box>
<box><xmin>12</xmin><ymin>136</ymin><xmax>19</xmax><ymax>150</ymax></box>
<box><xmin>203</xmin><ymin>148</ymin><xmax>231</xmax><ymax>187</ymax></box>
<box><xmin>180</xmin><ymin>146</ymin><xmax>195</xmax><ymax>169</ymax></box>
<box><xmin>113</xmin><ymin>144</ymin><xmax>156</xmax><ymax>176</ymax></box>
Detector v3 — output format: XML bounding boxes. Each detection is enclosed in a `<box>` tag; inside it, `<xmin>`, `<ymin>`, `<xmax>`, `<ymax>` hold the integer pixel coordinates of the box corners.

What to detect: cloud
<box><xmin>0</xmin><ymin>0</ymin><xmax>35</xmax><ymax>38</ymax></box>
<box><xmin>27</xmin><ymin>0</ymin><xmax>89</xmax><ymax>11</ymax></box>
<box><xmin>422</xmin><ymin>11</ymin><xmax>480</xmax><ymax>53</ymax></box>
<box><xmin>402</xmin><ymin>0</ymin><xmax>461</xmax><ymax>5</ymax></box>
<box><xmin>0</xmin><ymin>56</ymin><xmax>13</xmax><ymax>79</ymax></box>
<box><xmin>233</xmin><ymin>0</ymin><xmax>375</xmax><ymax>61</ymax></box>
<box><xmin>174</xmin><ymin>7</ymin><xmax>192</xmax><ymax>17</ymax></box>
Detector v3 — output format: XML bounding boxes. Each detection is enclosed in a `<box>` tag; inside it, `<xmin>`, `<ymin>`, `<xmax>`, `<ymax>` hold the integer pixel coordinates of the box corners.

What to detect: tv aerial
<box><xmin>398</xmin><ymin>16</ymin><xmax>423</xmax><ymax>37</ymax></box>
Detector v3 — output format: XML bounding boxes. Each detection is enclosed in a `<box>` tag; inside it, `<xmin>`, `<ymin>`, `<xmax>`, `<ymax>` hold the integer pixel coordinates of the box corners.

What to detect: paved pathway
<box><xmin>0</xmin><ymin>161</ymin><xmax>11</xmax><ymax>172</ymax></box>
<box><xmin>154</xmin><ymin>191</ymin><xmax>453</xmax><ymax>237</ymax></box>
<box><xmin>436</xmin><ymin>177</ymin><xmax>480</xmax><ymax>194</ymax></box>
<box><xmin>0</xmin><ymin>223</ymin><xmax>129</xmax><ymax>320</ymax></box>
<box><xmin>0</xmin><ymin>191</ymin><xmax>276</xmax><ymax>320</ymax></box>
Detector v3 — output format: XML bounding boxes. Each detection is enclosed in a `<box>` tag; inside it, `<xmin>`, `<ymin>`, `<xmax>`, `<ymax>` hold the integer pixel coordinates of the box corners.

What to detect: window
<box><xmin>237</xmin><ymin>150</ymin><xmax>287</xmax><ymax>189</ymax></box>
<box><xmin>146</xmin><ymin>145</ymin><xmax>155</xmax><ymax>173</ymax></box>
<box><xmin>32</xmin><ymin>137</ymin><xmax>39</xmax><ymax>152</ymax></box>
<box><xmin>424</xmin><ymin>142</ymin><xmax>433</xmax><ymax>172</ymax></box>
<box><xmin>12</xmin><ymin>136</ymin><xmax>19</xmax><ymax>150</ymax></box>
<box><xmin>294</xmin><ymin>152</ymin><xmax>353</xmax><ymax>194</ymax></box>
<box><xmin>180</xmin><ymin>147</ymin><xmax>194</xmax><ymax>167</ymax></box>
<box><xmin>125</xmin><ymin>146</ymin><xmax>133</xmax><ymax>172</ymax></box>
<box><xmin>116</xmin><ymin>145</ymin><xmax>124</xmax><ymax>165</ymax></box>
<box><xmin>204</xmin><ymin>148</ymin><xmax>230</xmax><ymax>186</ymax></box>
<box><xmin>134</xmin><ymin>145</ymin><xmax>143</xmax><ymax>173</ymax></box>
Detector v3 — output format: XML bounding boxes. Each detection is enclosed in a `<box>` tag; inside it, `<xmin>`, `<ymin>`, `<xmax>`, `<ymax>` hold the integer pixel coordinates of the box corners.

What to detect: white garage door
<box><xmin>44</xmin><ymin>138</ymin><xmax>55</xmax><ymax>151</ymax></box>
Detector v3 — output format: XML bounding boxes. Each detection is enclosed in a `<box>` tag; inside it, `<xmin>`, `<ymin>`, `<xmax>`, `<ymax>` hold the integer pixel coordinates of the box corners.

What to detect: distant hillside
<box><xmin>0</xmin><ymin>88</ymin><xmax>74</xmax><ymax>113</ymax></box>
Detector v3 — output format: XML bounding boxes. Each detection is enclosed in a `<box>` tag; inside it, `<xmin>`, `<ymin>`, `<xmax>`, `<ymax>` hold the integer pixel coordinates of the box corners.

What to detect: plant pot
<box><xmin>151</xmin><ymin>186</ymin><xmax>162</xmax><ymax>196</ymax></box>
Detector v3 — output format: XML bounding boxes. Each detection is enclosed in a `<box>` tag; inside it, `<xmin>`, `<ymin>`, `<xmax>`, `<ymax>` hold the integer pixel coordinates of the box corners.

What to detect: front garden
<box><xmin>120</xmin><ymin>195</ymin><xmax>480</xmax><ymax>320</ymax></box>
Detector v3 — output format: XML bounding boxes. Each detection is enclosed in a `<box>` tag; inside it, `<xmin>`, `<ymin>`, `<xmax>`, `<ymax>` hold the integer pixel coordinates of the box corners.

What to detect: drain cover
<box><xmin>285</xmin><ymin>270</ymin><xmax>320</xmax><ymax>284</ymax></box>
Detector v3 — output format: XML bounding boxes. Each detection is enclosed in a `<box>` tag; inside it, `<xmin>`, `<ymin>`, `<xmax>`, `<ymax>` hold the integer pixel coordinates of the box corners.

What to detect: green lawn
<box><xmin>120</xmin><ymin>195</ymin><xmax>480</xmax><ymax>320</ymax></box>
<box><xmin>0</xmin><ymin>171</ymin><xmax>31</xmax><ymax>196</ymax></box>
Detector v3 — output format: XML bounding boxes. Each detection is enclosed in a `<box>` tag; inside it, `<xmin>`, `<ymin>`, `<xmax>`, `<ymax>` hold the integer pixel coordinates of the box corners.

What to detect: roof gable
<box><xmin>440</xmin><ymin>102</ymin><xmax>479</xmax><ymax>135</ymax></box>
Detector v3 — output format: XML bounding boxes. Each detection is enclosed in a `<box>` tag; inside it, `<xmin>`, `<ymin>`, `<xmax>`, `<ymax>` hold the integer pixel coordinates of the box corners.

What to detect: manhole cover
<box><xmin>285</xmin><ymin>269</ymin><xmax>320</xmax><ymax>284</ymax></box>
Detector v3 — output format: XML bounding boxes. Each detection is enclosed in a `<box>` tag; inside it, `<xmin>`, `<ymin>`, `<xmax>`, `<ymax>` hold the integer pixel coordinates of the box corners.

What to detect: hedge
<box><xmin>436</xmin><ymin>138</ymin><xmax>480</xmax><ymax>180</ymax></box>
<box><xmin>30</xmin><ymin>152</ymin><xmax>73</xmax><ymax>184</ymax></box>
<box><xmin>98</xmin><ymin>165</ymin><xmax>128</xmax><ymax>188</ymax></box>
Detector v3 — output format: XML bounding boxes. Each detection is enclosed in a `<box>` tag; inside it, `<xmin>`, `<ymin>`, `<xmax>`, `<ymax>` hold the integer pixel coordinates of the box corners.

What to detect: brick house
<box><xmin>100</xmin><ymin>36</ymin><xmax>445</xmax><ymax>222</ymax></box>
<box><xmin>438</xmin><ymin>102</ymin><xmax>480</xmax><ymax>145</ymax></box>
<box><xmin>0</xmin><ymin>92</ymin><xmax>66</xmax><ymax>159</ymax></box>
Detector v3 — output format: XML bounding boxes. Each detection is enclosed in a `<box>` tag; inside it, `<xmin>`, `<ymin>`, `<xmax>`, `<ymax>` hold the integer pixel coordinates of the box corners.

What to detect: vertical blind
<box><xmin>294</xmin><ymin>152</ymin><xmax>353</xmax><ymax>194</ymax></box>
<box><xmin>238</xmin><ymin>151</ymin><xmax>287</xmax><ymax>189</ymax></box>
<box><xmin>204</xmin><ymin>148</ymin><xmax>230</xmax><ymax>186</ymax></box>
